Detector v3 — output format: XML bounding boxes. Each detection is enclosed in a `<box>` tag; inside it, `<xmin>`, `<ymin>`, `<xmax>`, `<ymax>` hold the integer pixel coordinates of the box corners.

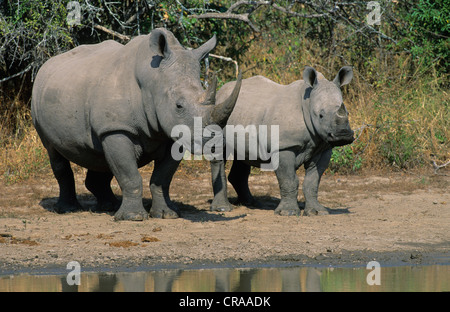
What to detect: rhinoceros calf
<box><xmin>210</xmin><ymin>66</ymin><xmax>354</xmax><ymax>216</ymax></box>
<box><xmin>31</xmin><ymin>28</ymin><xmax>242</xmax><ymax>221</ymax></box>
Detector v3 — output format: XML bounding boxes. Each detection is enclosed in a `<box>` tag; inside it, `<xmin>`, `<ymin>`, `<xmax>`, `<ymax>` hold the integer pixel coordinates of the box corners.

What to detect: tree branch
<box><xmin>209</xmin><ymin>53</ymin><xmax>239</xmax><ymax>78</ymax></box>
<box><xmin>432</xmin><ymin>160</ymin><xmax>450</xmax><ymax>174</ymax></box>
<box><xmin>93</xmin><ymin>24</ymin><xmax>131</xmax><ymax>42</ymax></box>
<box><xmin>190</xmin><ymin>0</ymin><xmax>328</xmax><ymax>32</ymax></box>
<box><xmin>191</xmin><ymin>12</ymin><xmax>260</xmax><ymax>32</ymax></box>
<box><xmin>0</xmin><ymin>63</ymin><xmax>33</xmax><ymax>84</ymax></box>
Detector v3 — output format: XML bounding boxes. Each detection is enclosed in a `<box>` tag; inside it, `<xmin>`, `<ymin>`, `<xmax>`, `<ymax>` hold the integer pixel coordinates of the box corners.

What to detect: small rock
<box><xmin>410</xmin><ymin>252</ymin><xmax>422</xmax><ymax>260</ymax></box>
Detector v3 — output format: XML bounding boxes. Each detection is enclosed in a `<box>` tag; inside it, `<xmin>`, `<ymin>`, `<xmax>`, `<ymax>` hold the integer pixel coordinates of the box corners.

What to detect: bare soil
<box><xmin>0</xmin><ymin>164</ymin><xmax>449</xmax><ymax>274</ymax></box>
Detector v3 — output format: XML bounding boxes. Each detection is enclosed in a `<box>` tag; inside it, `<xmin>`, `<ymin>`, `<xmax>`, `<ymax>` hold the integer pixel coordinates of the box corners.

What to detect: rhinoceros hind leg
<box><xmin>47</xmin><ymin>146</ymin><xmax>82</xmax><ymax>213</ymax></box>
<box><xmin>149</xmin><ymin>153</ymin><xmax>181</xmax><ymax>219</ymax></box>
<box><xmin>228</xmin><ymin>160</ymin><xmax>257</xmax><ymax>207</ymax></box>
<box><xmin>85</xmin><ymin>170</ymin><xmax>120</xmax><ymax>212</ymax></box>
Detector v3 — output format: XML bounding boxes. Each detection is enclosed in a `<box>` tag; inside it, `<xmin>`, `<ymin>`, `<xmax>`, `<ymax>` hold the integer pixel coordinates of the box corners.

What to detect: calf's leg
<box><xmin>210</xmin><ymin>159</ymin><xmax>233</xmax><ymax>212</ymax></box>
<box><xmin>274</xmin><ymin>149</ymin><xmax>300</xmax><ymax>216</ymax></box>
<box><xmin>303</xmin><ymin>149</ymin><xmax>331</xmax><ymax>216</ymax></box>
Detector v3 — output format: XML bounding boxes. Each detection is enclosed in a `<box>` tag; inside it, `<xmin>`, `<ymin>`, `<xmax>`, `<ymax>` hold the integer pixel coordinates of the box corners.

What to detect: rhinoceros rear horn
<box><xmin>208</xmin><ymin>70</ymin><xmax>242</xmax><ymax>128</ymax></box>
<box><xmin>193</xmin><ymin>35</ymin><xmax>217</xmax><ymax>61</ymax></box>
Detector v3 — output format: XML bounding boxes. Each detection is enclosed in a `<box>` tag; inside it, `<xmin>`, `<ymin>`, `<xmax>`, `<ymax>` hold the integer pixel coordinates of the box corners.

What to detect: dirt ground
<box><xmin>0</xmin><ymin>164</ymin><xmax>449</xmax><ymax>274</ymax></box>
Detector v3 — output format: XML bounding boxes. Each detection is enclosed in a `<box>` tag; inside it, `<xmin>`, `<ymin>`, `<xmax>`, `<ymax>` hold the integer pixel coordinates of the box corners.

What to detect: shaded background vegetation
<box><xmin>0</xmin><ymin>0</ymin><xmax>449</xmax><ymax>183</ymax></box>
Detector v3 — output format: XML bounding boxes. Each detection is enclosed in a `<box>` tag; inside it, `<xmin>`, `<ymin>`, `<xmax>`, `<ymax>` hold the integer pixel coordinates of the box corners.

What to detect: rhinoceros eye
<box><xmin>176</xmin><ymin>102</ymin><xmax>184</xmax><ymax>109</ymax></box>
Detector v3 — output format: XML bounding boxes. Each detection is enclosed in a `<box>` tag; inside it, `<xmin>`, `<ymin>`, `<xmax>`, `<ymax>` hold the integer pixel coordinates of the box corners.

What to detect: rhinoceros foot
<box><xmin>54</xmin><ymin>199</ymin><xmax>83</xmax><ymax>214</ymax></box>
<box><xmin>114</xmin><ymin>209</ymin><xmax>148</xmax><ymax>221</ymax></box>
<box><xmin>234</xmin><ymin>195</ymin><xmax>261</xmax><ymax>208</ymax></box>
<box><xmin>210</xmin><ymin>201</ymin><xmax>233</xmax><ymax>212</ymax></box>
<box><xmin>274</xmin><ymin>200</ymin><xmax>301</xmax><ymax>216</ymax></box>
<box><xmin>92</xmin><ymin>198</ymin><xmax>120</xmax><ymax>213</ymax></box>
<box><xmin>94</xmin><ymin>202</ymin><xmax>118</xmax><ymax>213</ymax></box>
<box><xmin>149</xmin><ymin>202</ymin><xmax>180</xmax><ymax>219</ymax></box>
<box><xmin>304</xmin><ymin>203</ymin><xmax>329</xmax><ymax>216</ymax></box>
<box><xmin>113</xmin><ymin>199</ymin><xmax>149</xmax><ymax>221</ymax></box>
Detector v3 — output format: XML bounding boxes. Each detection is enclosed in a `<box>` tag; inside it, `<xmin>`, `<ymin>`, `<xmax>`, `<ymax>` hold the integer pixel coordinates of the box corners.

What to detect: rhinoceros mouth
<box><xmin>327</xmin><ymin>131</ymin><xmax>355</xmax><ymax>147</ymax></box>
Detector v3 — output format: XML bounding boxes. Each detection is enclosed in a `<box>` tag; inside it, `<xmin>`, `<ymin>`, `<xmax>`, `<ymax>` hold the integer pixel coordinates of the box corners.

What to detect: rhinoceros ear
<box><xmin>334</xmin><ymin>66</ymin><xmax>353</xmax><ymax>87</ymax></box>
<box><xmin>193</xmin><ymin>35</ymin><xmax>217</xmax><ymax>61</ymax></box>
<box><xmin>303</xmin><ymin>66</ymin><xmax>318</xmax><ymax>89</ymax></box>
<box><xmin>149</xmin><ymin>29</ymin><xmax>172</xmax><ymax>59</ymax></box>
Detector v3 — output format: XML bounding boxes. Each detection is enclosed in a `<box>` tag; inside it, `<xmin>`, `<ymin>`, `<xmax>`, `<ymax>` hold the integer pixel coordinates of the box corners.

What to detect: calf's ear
<box><xmin>334</xmin><ymin>66</ymin><xmax>353</xmax><ymax>87</ymax></box>
<box><xmin>303</xmin><ymin>66</ymin><xmax>318</xmax><ymax>89</ymax></box>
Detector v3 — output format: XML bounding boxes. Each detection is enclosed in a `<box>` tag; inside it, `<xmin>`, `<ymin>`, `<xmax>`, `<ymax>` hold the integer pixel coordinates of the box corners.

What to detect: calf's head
<box><xmin>303</xmin><ymin>66</ymin><xmax>355</xmax><ymax>147</ymax></box>
<box><xmin>137</xmin><ymin>28</ymin><xmax>241</xmax><ymax>150</ymax></box>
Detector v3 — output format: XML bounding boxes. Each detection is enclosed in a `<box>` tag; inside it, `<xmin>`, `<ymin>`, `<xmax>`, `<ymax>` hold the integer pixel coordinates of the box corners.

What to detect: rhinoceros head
<box><xmin>136</xmin><ymin>28</ymin><xmax>241</xmax><ymax>148</ymax></box>
<box><xmin>303</xmin><ymin>66</ymin><xmax>355</xmax><ymax>147</ymax></box>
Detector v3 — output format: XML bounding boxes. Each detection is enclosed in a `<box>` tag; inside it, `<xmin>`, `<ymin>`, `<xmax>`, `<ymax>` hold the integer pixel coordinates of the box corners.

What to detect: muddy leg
<box><xmin>85</xmin><ymin>170</ymin><xmax>120</xmax><ymax>212</ymax></box>
<box><xmin>228</xmin><ymin>160</ymin><xmax>257</xmax><ymax>206</ymax></box>
<box><xmin>47</xmin><ymin>146</ymin><xmax>82</xmax><ymax>213</ymax></box>
<box><xmin>102</xmin><ymin>133</ymin><xmax>148</xmax><ymax>221</ymax></box>
<box><xmin>210</xmin><ymin>159</ymin><xmax>233</xmax><ymax>212</ymax></box>
<box><xmin>303</xmin><ymin>149</ymin><xmax>331</xmax><ymax>216</ymax></box>
<box><xmin>149</xmin><ymin>149</ymin><xmax>181</xmax><ymax>219</ymax></box>
<box><xmin>274</xmin><ymin>149</ymin><xmax>300</xmax><ymax>216</ymax></box>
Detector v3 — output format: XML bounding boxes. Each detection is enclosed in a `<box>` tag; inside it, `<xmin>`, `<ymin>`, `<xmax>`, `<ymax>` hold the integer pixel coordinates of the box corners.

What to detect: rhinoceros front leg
<box><xmin>303</xmin><ymin>149</ymin><xmax>332</xmax><ymax>216</ymax></box>
<box><xmin>274</xmin><ymin>149</ymin><xmax>301</xmax><ymax>216</ymax></box>
<box><xmin>102</xmin><ymin>133</ymin><xmax>148</xmax><ymax>221</ymax></box>
<box><xmin>210</xmin><ymin>159</ymin><xmax>233</xmax><ymax>212</ymax></box>
<box><xmin>149</xmin><ymin>151</ymin><xmax>181</xmax><ymax>219</ymax></box>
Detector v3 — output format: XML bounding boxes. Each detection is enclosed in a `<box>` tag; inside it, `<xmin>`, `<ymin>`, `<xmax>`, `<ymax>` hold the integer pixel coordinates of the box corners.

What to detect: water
<box><xmin>0</xmin><ymin>264</ymin><xmax>448</xmax><ymax>292</ymax></box>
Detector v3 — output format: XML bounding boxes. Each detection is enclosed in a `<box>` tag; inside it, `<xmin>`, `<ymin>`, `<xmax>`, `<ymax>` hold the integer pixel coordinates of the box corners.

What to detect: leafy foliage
<box><xmin>0</xmin><ymin>0</ymin><xmax>448</xmax><ymax>179</ymax></box>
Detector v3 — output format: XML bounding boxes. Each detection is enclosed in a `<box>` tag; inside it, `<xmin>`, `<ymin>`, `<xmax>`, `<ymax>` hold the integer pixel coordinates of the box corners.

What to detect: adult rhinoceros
<box><xmin>31</xmin><ymin>28</ymin><xmax>241</xmax><ymax>221</ymax></box>
<box><xmin>210</xmin><ymin>66</ymin><xmax>354</xmax><ymax>216</ymax></box>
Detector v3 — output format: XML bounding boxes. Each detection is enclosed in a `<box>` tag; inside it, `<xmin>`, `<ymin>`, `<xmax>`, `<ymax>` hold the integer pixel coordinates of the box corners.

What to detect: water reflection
<box><xmin>0</xmin><ymin>265</ymin><xmax>448</xmax><ymax>292</ymax></box>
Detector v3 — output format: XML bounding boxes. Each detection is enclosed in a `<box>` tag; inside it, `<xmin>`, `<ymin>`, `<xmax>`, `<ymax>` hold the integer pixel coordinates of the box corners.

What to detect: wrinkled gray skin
<box><xmin>31</xmin><ymin>28</ymin><xmax>242</xmax><ymax>221</ymax></box>
<box><xmin>210</xmin><ymin>66</ymin><xmax>354</xmax><ymax>216</ymax></box>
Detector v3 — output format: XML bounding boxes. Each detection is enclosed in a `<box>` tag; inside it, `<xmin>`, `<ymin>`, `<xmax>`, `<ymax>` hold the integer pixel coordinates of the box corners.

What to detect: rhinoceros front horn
<box><xmin>207</xmin><ymin>70</ymin><xmax>242</xmax><ymax>128</ymax></box>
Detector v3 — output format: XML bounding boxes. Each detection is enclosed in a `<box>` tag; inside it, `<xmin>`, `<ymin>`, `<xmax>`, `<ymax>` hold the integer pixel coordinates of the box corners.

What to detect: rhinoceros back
<box><xmin>218</xmin><ymin>75</ymin><xmax>309</xmax><ymax>152</ymax></box>
<box><xmin>31</xmin><ymin>40</ymin><xmax>130</xmax><ymax>169</ymax></box>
